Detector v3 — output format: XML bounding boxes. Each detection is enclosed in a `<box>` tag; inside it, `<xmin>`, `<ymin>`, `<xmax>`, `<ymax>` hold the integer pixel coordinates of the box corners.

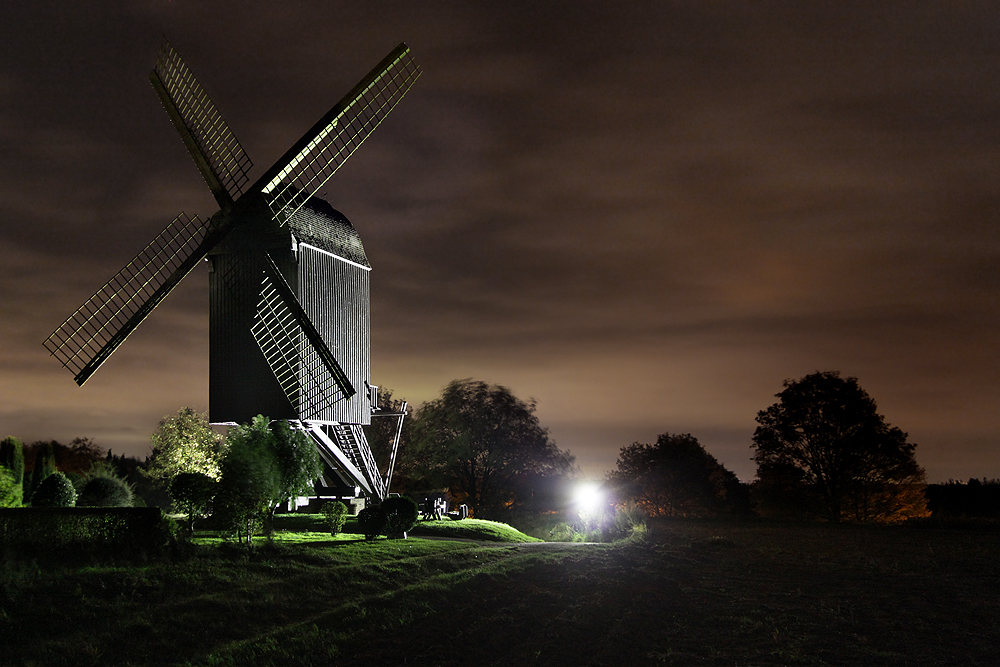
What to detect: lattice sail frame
<box><xmin>261</xmin><ymin>43</ymin><xmax>421</xmax><ymax>223</ymax></box>
<box><xmin>43</xmin><ymin>213</ymin><xmax>212</xmax><ymax>385</ymax></box>
<box><xmin>45</xmin><ymin>39</ymin><xmax>421</xmax><ymax>427</ymax></box>
<box><xmin>251</xmin><ymin>255</ymin><xmax>356</xmax><ymax>420</ymax></box>
<box><xmin>151</xmin><ymin>40</ymin><xmax>253</xmax><ymax>203</ymax></box>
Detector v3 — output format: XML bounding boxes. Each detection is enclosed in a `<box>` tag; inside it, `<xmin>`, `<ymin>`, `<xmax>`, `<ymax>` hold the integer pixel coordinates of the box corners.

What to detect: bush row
<box><xmin>0</xmin><ymin>507</ymin><xmax>176</xmax><ymax>563</ymax></box>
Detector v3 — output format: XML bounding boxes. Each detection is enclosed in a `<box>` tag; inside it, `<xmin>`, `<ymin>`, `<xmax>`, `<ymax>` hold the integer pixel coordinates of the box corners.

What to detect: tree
<box><xmin>264</xmin><ymin>419</ymin><xmax>321</xmax><ymax>533</ymax></box>
<box><xmin>408</xmin><ymin>379</ymin><xmax>575</xmax><ymax>517</ymax></box>
<box><xmin>55</xmin><ymin>438</ymin><xmax>106</xmax><ymax>476</ymax></box>
<box><xmin>357</xmin><ymin>505</ymin><xmax>387</xmax><ymax>540</ymax></box>
<box><xmin>169</xmin><ymin>472</ymin><xmax>218</xmax><ymax>533</ymax></box>
<box><xmin>363</xmin><ymin>387</ymin><xmax>407</xmax><ymax>465</ymax></box>
<box><xmin>107</xmin><ymin>451</ymin><xmax>172</xmax><ymax>510</ymax></box>
<box><xmin>0</xmin><ymin>436</ymin><xmax>24</xmax><ymax>507</ymax></box>
<box><xmin>145</xmin><ymin>408</ymin><xmax>225</xmax><ymax>482</ymax></box>
<box><xmin>321</xmin><ymin>500</ymin><xmax>349</xmax><ymax>536</ymax></box>
<box><xmin>751</xmin><ymin>371</ymin><xmax>929</xmax><ymax>523</ymax></box>
<box><xmin>213</xmin><ymin>416</ymin><xmax>281</xmax><ymax>544</ymax></box>
<box><xmin>362</xmin><ymin>387</ymin><xmax>412</xmax><ymax>493</ymax></box>
<box><xmin>607</xmin><ymin>433</ymin><xmax>748</xmax><ymax>518</ymax></box>
<box><xmin>212</xmin><ymin>416</ymin><xmax>321</xmax><ymax>541</ymax></box>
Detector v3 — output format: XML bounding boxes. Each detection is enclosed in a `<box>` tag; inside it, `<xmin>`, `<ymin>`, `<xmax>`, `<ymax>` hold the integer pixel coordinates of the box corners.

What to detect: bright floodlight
<box><xmin>573</xmin><ymin>481</ymin><xmax>605</xmax><ymax>515</ymax></box>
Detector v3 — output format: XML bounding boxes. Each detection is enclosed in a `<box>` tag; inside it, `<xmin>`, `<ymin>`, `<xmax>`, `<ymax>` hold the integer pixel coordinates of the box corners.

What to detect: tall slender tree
<box><xmin>0</xmin><ymin>436</ymin><xmax>24</xmax><ymax>507</ymax></box>
<box><xmin>25</xmin><ymin>441</ymin><xmax>57</xmax><ymax>504</ymax></box>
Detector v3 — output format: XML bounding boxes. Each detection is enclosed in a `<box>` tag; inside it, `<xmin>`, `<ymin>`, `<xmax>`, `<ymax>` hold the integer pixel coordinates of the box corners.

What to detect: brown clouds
<box><xmin>1</xmin><ymin>2</ymin><xmax>998</xmax><ymax>480</ymax></box>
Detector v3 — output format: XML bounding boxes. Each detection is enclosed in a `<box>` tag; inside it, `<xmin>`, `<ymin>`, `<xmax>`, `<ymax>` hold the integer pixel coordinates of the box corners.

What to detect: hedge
<box><xmin>0</xmin><ymin>507</ymin><xmax>174</xmax><ymax>561</ymax></box>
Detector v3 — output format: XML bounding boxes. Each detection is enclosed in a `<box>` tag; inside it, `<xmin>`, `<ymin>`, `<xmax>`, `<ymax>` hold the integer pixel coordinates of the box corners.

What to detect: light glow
<box><xmin>573</xmin><ymin>481</ymin><xmax>605</xmax><ymax>516</ymax></box>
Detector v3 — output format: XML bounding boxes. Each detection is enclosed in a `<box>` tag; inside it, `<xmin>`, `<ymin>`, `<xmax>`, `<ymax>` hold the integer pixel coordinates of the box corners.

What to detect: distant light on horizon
<box><xmin>573</xmin><ymin>481</ymin><xmax>606</xmax><ymax>516</ymax></box>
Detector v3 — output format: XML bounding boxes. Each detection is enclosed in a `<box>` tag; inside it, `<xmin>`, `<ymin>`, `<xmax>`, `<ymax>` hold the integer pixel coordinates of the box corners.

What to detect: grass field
<box><xmin>2</xmin><ymin>518</ymin><xmax>999</xmax><ymax>665</ymax></box>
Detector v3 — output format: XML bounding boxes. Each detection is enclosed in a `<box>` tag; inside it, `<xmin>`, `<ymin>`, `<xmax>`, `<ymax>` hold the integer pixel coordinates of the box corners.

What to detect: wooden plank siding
<box><xmin>297</xmin><ymin>244</ymin><xmax>371</xmax><ymax>425</ymax></box>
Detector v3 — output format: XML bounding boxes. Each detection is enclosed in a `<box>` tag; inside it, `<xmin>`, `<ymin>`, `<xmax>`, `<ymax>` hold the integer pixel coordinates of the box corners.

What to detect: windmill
<box><xmin>43</xmin><ymin>40</ymin><xmax>419</xmax><ymax>502</ymax></box>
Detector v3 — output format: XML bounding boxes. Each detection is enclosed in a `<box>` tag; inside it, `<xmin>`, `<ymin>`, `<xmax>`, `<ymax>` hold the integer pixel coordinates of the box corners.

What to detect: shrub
<box><xmin>78</xmin><ymin>475</ymin><xmax>134</xmax><ymax>507</ymax></box>
<box><xmin>0</xmin><ymin>507</ymin><xmax>178</xmax><ymax>564</ymax></box>
<box><xmin>382</xmin><ymin>496</ymin><xmax>419</xmax><ymax>536</ymax></box>
<box><xmin>549</xmin><ymin>504</ymin><xmax>649</xmax><ymax>543</ymax></box>
<box><xmin>548</xmin><ymin>521</ymin><xmax>578</xmax><ymax>542</ymax></box>
<box><xmin>357</xmin><ymin>506</ymin><xmax>387</xmax><ymax>540</ymax></box>
<box><xmin>321</xmin><ymin>501</ymin><xmax>348</xmax><ymax>535</ymax></box>
<box><xmin>31</xmin><ymin>472</ymin><xmax>77</xmax><ymax>507</ymax></box>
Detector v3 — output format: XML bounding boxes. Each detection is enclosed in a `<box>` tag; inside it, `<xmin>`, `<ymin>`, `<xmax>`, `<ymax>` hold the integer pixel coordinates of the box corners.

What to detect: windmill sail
<box><xmin>251</xmin><ymin>254</ymin><xmax>356</xmax><ymax>420</ymax></box>
<box><xmin>150</xmin><ymin>40</ymin><xmax>252</xmax><ymax>209</ymax></box>
<box><xmin>43</xmin><ymin>213</ymin><xmax>213</xmax><ymax>386</ymax></box>
<box><xmin>259</xmin><ymin>43</ymin><xmax>421</xmax><ymax>223</ymax></box>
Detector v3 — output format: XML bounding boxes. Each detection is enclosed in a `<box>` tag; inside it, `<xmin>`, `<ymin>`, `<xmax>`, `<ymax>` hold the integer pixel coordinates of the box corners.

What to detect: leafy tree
<box><xmin>145</xmin><ymin>408</ymin><xmax>225</xmax><ymax>483</ymax></box>
<box><xmin>0</xmin><ymin>436</ymin><xmax>24</xmax><ymax>507</ymax></box>
<box><xmin>265</xmin><ymin>420</ymin><xmax>321</xmax><ymax>532</ymax></box>
<box><xmin>55</xmin><ymin>438</ymin><xmax>106</xmax><ymax>476</ymax></box>
<box><xmin>169</xmin><ymin>472</ymin><xmax>218</xmax><ymax>533</ymax></box>
<box><xmin>408</xmin><ymin>379</ymin><xmax>575</xmax><ymax>518</ymax></box>
<box><xmin>607</xmin><ymin>433</ymin><xmax>748</xmax><ymax>518</ymax></box>
<box><xmin>362</xmin><ymin>387</ymin><xmax>411</xmax><ymax>492</ymax></box>
<box><xmin>31</xmin><ymin>471</ymin><xmax>77</xmax><ymax>507</ymax></box>
<box><xmin>211</xmin><ymin>416</ymin><xmax>322</xmax><ymax>541</ymax></box>
<box><xmin>213</xmin><ymin>416</ymin><xmax>281</xmax><ymax>544</ymax></box>
<box><xmin>751</xmin><ymin>371</ymin><xmax>929</xmax><ymax>523</ymax></box>
<box><xmin>925</xmin><ymin>479</ymin><xmax>1000</xmax><ymax>519</ymax></box>
<box><xmin>106</xmin><ymin>451</ymin><xmax>172</xmax><ymax>510</ymax></box>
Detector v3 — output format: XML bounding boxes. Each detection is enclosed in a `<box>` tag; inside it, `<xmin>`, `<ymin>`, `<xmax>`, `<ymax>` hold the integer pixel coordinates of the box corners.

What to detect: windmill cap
<box><xmin>289</xmin><ymin>196</ymin><xmax>371</xmax><ymax>269</ymax></box>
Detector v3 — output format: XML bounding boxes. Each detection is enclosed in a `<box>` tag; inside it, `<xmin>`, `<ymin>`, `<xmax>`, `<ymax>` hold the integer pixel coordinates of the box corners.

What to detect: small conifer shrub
<box><xmin>321</xmin><ymin>500</ymin><xmax>349</xmax><ymax>535</ymax></box>
<box><xmin>357</xmin><ymin>506</ymin><xmax>387</xmax><ymax>540</ymax></box>
<box><xmin>382</xmin><ymin>496</ymin><xmax>419</xmax><ymax>537</ymax></box>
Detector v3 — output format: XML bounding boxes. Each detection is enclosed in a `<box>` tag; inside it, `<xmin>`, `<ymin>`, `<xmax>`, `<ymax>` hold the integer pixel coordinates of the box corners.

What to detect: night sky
<box><xmin>2</xmin><ymin>2</ymin><xmax>999</xmax><ymax>482</ymax></box>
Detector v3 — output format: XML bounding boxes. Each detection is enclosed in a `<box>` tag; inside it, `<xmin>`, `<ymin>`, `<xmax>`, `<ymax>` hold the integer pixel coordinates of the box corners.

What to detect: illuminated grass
<box><xmin>409</xmin><ymin>518</ymin><xmax>543</xmax><ymax>542</ymax></box>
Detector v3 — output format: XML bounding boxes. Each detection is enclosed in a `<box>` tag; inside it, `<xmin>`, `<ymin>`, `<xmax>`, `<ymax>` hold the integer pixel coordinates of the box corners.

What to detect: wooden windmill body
<box><xmin>44</xmin><ymin>41</ymin><xmax>418</xmax><ymax>500</ymax></box>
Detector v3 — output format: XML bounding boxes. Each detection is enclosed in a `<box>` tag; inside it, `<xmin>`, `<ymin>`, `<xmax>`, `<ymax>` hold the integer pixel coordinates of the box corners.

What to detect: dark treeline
<box><xmin>6</xmin><ymin>372</ymin><xmax>1000</xmax><ymax>526</ymax></box>
<box><xmin>925</xmin><ymin>479</ymin><xmax>1000</xmax><ymax>520</ymax></box>
<box><xmin>11</xmin><ymin>437</ymin><xmax>170</xmax><ymax>510</ymax></box>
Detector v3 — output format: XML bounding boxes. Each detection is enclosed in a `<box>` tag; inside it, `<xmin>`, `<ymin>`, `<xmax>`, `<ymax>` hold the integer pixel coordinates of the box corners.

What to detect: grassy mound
<box><xmin>267</xmin><ymin>513</ymin><xmax>541</xmax><ymax>543</ymax></box>
<box><xmin>409</xmin><ymin>518</ymin><xmax>542</xmax><ymax>542</ymax></box>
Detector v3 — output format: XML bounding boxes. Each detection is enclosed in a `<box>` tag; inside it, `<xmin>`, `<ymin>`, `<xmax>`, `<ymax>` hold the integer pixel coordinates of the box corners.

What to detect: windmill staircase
<box><xmin>306</xmin><ymin>422</ymin><xmax>386</xmax><ymax>500</ymax></box>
